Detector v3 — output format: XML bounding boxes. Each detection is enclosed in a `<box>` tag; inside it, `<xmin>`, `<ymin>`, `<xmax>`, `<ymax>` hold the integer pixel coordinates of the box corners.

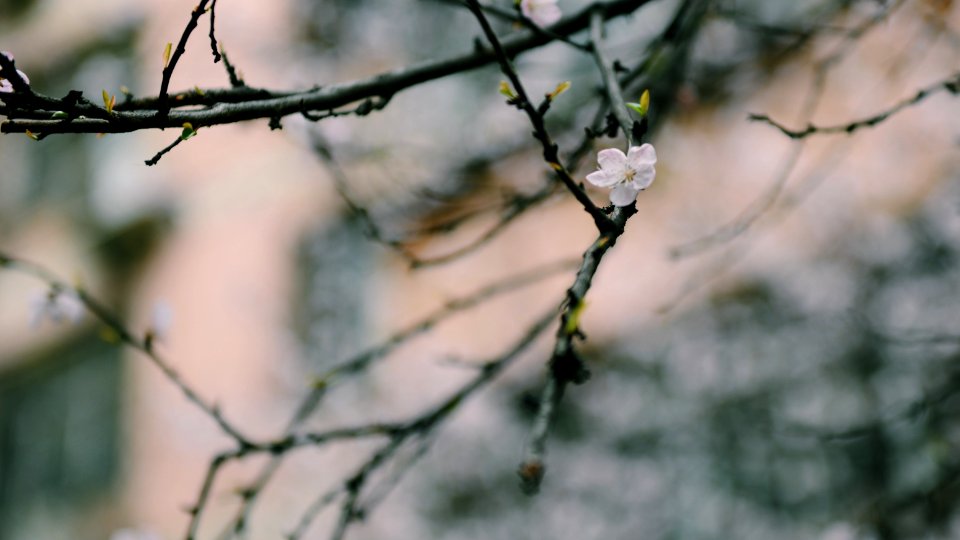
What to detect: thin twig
<box><xmin>184</xmin><ymin>425</ymin><xmax>400</xmax><ymax>540</ymax></box>
<box><xmin>145</xmin><ymin>133</ymin><xmax>186</xmax><ymax>166</ymax></box>
<box><xmin>206</xmin><ymin>259</ymin><xmax>577</xmax><ymax>538</ymax></box>
<box><xmin>209</xmin><ymin>0</ymin><xmax>222</xmax><ymax>63</ymax></box>
<box><xmin>159</xmin><ymin>0</ymin><xmax>214</xmax><ymax>116</ymax></box>
<box><xmin>750</xmin><ymin>72</ymin><xmax>960</xmax><ymax>139</ymax></box>
<box><xmin>459</xmin><ymin>1</ymin><xmax>647</xmax><ymax>494</ymax></box>
<box><xmin>288</xmin><ymin>307</ymin><xmax>558</xmax><ymax>539</ymax></box>
<box><xmin>463</xmin><ymin>0</ymin><xmax>617</xmax><ymax>232</ymax></box>
<box><xmin>670</xmin><ymin>1</ymin><xmax>910</xmax><ymax>258</ymax></box>
<box><xmin>0</xmin><ymin>252</ymin><xmax>252</xmax><ymax>447</ymax></box>
<box><xmin>589</xmin><ymin>8</ymin><xmax>637</xmax><ymax>145</ymax></box>
<box><xmin>427</xmin><ymin>0</ymin><xmax>592</xmax><ymax>51</ymax></box>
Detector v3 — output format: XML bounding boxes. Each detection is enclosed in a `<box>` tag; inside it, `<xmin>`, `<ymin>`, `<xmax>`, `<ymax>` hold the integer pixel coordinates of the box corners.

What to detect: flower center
<box><xmin>623</xmin><ymin>168</ymin><xmax>636</xmax><ymax>182</ymax></box>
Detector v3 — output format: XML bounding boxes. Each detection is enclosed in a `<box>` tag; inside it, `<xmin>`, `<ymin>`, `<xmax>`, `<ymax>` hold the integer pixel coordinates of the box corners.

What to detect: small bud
<box><xmin>547</xmin><ymin>81</ymin><xmax>571</xmax><ymax>100</ymax></box>
<box><xmin>30</xmin><ymin>288</ymin><xmax>84</xmax><ymax>328</ymax></box>
<box><xmin>150</xmin><ymin>300</ymin><xmax>174</xmax><ymax>342</ymax></box>
<box><xmin>24</xmin><ymin>130</ymin><xmax>38</xmax><ymax>141</ymax></box>
<box><xmin>180</xmin><ymin>122</ymin><xmax>197</xmax><ymax>140</ymax></box>
<box><xmin>626</xmin><ymin>89</ymin><xmax>651</xmax><ymax>118</ymax></box>
<box><xmin>564</xmin><ymin>299</ymin><xmax>587</xmax><ymax>335</ymax></box>
<box><xmin>162</xmin><ymin>43</ymin><xmax>173</xmax><ymax>68</ymax></box>
<box><xmin>100</xmin><ymin>326</ymin><xmax>121</xmax><ymax>344</ymax></box>
<box><xmin>639</xmin><ymin>89</ymin><xmax>650</xmax><ymax>115</ymax></box>
<box><xmin>499</xmin><ymin>81</ymin><xmax>517</xmax><ymax>100</ymax></box>
<box><xmin>102</xmin><ymin>90</ymin><xmax>116</xmax><ymax>114</ymax></box>
<box><xmin>517</xmin><ymin>459</ymin><xmax>545</xmax><ymax>495</ymax></box>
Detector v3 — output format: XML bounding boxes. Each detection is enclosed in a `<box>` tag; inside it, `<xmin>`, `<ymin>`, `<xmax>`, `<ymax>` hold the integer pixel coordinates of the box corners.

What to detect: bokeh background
<box><xmin>2</xmin><ymin>0</ymin><xmax>960</xmax><ymax>538</ymax></box>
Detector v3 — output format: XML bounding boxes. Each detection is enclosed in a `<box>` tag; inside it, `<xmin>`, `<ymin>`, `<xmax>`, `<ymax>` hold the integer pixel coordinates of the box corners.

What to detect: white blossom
<box><xmin>585</xmin><ymin>144</ymin><xmax>657</xmax><ymax>207</ymax></box>
<box><xmin>520</xmin><ymin>0</ymin><xmax>562</xmax><ymax>27</ymax></box>
<box><xmin>0</xmin><ymin>51</ymin><xmax>29</xmax><ymax>93</ymax></box>
<box><xmin>30</xmin><ymin>289</ymin><xmax>85</xmax><ymax>328</ymax></box>
<box><xmin>150</xmin><ymin>299</ymin><xmax>174</xmax><ymax>341</ymax></box>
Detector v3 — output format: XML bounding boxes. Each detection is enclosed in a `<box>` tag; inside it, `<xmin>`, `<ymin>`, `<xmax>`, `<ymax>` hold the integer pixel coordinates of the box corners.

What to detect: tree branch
<box><xmin>750</xmin><ymin>72</ymin><xmax>960</xmax><ymax>139</ymax></box>
<box><xmin>0</xmin><ymin>0</ymin><xmax>651</xmax><ymax>136</ymax></box>
<box><xmin>0</xmin><ymin>252</ymin><xmax>253</xmax><ymax>447</ymax></box>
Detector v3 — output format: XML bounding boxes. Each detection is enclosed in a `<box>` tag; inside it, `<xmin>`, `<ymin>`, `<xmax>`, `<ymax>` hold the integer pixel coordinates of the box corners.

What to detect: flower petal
<box><xmin>629</xmin><ymin>165</ymin><xmax>656</xmax><ymax>191</ymax></box>
<box><xmin>627</xmin><ymin>143</ymin><xmax>657</xmax><ymax>168</ymax></box>
<box><xmin>532</xmin><ymin>5</ymin><xmax>562</xmax><ymax>26</ymax></box>
<box><xmin>586</xmin><ymin>169</ymin><xmax>620</xmax><ymax>188</ymax></box>
<box><xmin>610</xmin><ymin>184</ymin><xmax>640</xmax><ymax>207</ymax></box>
<box><xmin>597</xmin><ymin>148</ymin><xmax>628</xmax><ymax>173</ymax></box>
<box><xmin>522</xmin><ymin>0</ymin><xmax>562</xmax><ymax>26</ymax></box>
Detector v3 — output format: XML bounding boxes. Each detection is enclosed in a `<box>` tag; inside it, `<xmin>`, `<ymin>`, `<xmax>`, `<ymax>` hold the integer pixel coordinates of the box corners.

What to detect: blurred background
<box><xmin>2</xmin><ymin>0</ymin><xmax>960</xmax><ymax>538</ymax></box>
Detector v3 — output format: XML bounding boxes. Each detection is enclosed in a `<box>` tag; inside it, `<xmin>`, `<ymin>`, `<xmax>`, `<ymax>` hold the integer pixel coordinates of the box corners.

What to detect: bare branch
<box><xmin>0</xmin><ymin>252</ymin><xmax>252</xmax><ymax>447</ymax></box>
<box><xmin>589</xmin><ymin>8</ymin><xmax>640</xmax><ymax>145</ymax></box>
<box><xmin>204</xmin><ymin>259</ymin><xmax>577</xmax><ymax>537</ymax></box>
<box><xmin>288</xmin><ymin>307</ymin><xmax>558</xmax><ymax>539</ymax></box>
<box><xmin>159</xmin><ymin>1</ymin><xmax>214</xmax><ymax>116</ymax></box>
<box><xmin>463</xmin><ymin>0</ymin><xmax>618</xmax><ymax>232</ymax></box>
<box><xmin>750</xmin><ymin>72</ymin><xmax>960</xmax><ymax>139</ymax></box>
<box><xmin>0</xmin><ymin>0</ymin><xmax>651</xmax><ymax>137</ymax></box>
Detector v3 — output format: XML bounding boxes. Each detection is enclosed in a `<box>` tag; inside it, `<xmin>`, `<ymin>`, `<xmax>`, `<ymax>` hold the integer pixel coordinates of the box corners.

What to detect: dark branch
<box><xmin>208</xmin><ymin>0</ymin><xmax>222</xmax><ymax>63</ymax></box>
<box><xmin>159</xmin><ymin>0</ymin><xmax>214</xmax><ymax>116</ymax></box>
<box><xmin>1</xmin><ymin>0</ymin><xmax>651</xmax><ymax>136</ymax></box>
<box><xmin>464</xmin><ymin>0</ymin><xmax>617</xmax><ymax>231</ymax></box>
<box><xmin>750</xmin><ymin>72</ymin><xmax>960</xmax><ymax>139</ymax></box>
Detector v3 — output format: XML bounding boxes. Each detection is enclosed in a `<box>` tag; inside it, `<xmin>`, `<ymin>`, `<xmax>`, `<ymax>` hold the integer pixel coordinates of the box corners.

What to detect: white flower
<box><xmin>585</xmin><ymin>144</ymin><xmax>657</xmax><ymax>207</ymax></box>
<box><xmin>30</xmin><ymin>288</ymin><xmax>85</xmax><ymax>328</ymax></box>
<box><xmin>520</xmin><ymin>0</ymin><xmax>562</xmax><ymax>27</ymax></box>
<box><xmin>0</xmin><ymin>51</ymin><xmax>29</xmax><ymax>93</ymax></box>
<box><xmin>150</xmin><ymin>299</ymin><xmax>174</xmax><ymax>341</ymax></box>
